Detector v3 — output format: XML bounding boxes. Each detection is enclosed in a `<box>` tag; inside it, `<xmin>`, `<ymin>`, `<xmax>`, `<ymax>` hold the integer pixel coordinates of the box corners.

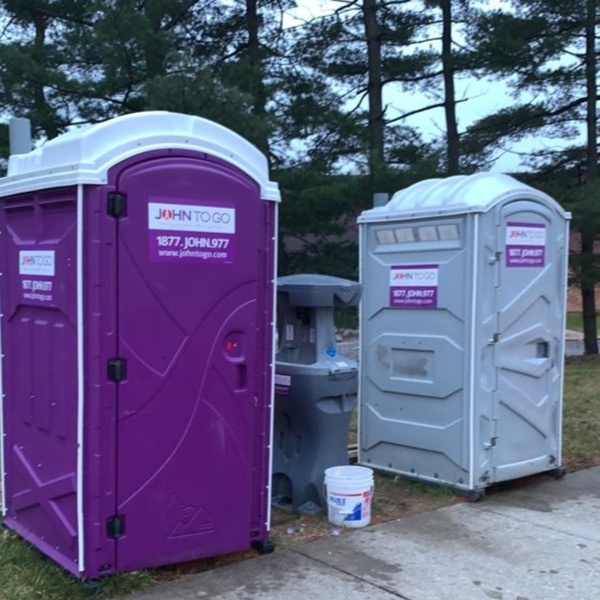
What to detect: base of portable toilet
<box><xmin>358</xmin><ymin>173</ymin><xmax>570</xmax><ymax>494</ymax></box>
<box><xmin>0</xmin><ymin>112</ymin><xmax>280</xmax><ymax>578</ymax></box>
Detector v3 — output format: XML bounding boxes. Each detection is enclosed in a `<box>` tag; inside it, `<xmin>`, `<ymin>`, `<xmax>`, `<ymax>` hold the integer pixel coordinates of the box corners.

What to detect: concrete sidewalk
<box><xmin>118</xmin><ymin>467</ymin><xmax>600</xmax><ymax>600</ymax></box>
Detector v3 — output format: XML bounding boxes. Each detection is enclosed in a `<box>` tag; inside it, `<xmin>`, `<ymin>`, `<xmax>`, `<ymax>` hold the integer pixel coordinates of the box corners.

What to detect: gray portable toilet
<box><xmin>358</xmin><ymin>173</ymin><xmax>570</xmax><ymax>498</ymax></box>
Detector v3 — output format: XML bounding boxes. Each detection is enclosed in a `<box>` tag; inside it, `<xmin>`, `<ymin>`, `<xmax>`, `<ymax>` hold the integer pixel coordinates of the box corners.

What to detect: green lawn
<box><xmin>0</xmin><ymin>529</ymin><xmax>153</xmax><ymax>600</ymax></box>
<box><xmin>562</xmin><ymin>357</ymin><xmax>600</xmax><ymax>470</ymax></box>
<box><xmin>566</xmin><ymin>311</ymin><xmax>600</xmax><ymax>332</ymax></box>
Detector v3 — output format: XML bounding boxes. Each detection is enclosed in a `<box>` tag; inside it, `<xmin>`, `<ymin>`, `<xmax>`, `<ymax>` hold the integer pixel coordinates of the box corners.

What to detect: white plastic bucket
<box><xmin>324</xmin><ymin>465</ymin><xmax>374</xmax><ymax>528</ymax></box>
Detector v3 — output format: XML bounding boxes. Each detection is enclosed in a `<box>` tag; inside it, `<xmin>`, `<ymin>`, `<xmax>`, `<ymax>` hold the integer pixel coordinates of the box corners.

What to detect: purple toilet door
<box><xmin>112</xmin><ymin>155</ymin><xmax>270</xmax><ymax>572</ymax></box>
<box><xmin>0</xmin><ymin>190</ymin><xmax>80</xmax><ymax>575</ymax></box>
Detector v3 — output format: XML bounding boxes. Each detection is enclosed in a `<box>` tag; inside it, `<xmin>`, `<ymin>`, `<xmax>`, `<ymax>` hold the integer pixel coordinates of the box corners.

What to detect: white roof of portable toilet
<box><xmin>358</xmin><ymin>173</ymin><xmax>570</xmax><ymax>222</ymax></box>
<box><xmin>1</xmin><ymin>111</ymin><xmax>280</xmax><ymax>201</ymax></box>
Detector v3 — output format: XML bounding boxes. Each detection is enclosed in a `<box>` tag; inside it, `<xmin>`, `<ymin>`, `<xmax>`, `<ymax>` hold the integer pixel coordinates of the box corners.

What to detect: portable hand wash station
<box><xmin>271</xmin><ymin>274</ymin><xmax>361</xmax><ymax>513</ymax></box>
<box><xmin>358</xmin><ymin>173</ymin><xmax>570</xmax><ymax>499</ymax></box>
<box><xmin>0</xmin><ymin>112</ymin><xmax>280</xmax><ymax>578</ymax></box>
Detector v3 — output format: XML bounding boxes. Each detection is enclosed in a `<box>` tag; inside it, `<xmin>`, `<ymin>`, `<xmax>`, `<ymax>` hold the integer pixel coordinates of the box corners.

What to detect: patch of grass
<box><xmin>334</xmin><ymin>306</ymin><xmax>358</xmax><ymax>331</ymax></box>
<box><xmin>0</xmin><ymin>528</ymin><xmax>153</xmax><ymax>600</ymax></box>
<box><xmin>348</xmin><ymin>404</ymin><xmax>358</xmax><ymax>447</ymax></box>
<box><xmin>566</xmin><ymin>312</ymin><xmax>583</xmax><ymax>332</ymax></box>
<box><xmin>270</xmin><ymin>508</ymin><xmax>334</xmax><ymax>547</ymax></box>
<box><xmin>369</xmin><ymin>473</ymin><xmax>460</xmax><ymax>524</ymax></box>
<box><xmin>565</xmin><ymin>311</ymin><xmax>600</xmax><ymax>332</ymax></box>
<box><xmin>562</xmin><ymin>356</ymin><xmax>600</xmax><ymax>470</ymax></box>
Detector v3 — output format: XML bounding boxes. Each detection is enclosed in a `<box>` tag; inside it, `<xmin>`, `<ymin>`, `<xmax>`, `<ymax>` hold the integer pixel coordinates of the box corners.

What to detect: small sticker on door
<box><xmin>275</xmin><ymin>373</ymin><xmax>291</xmax><ymax>395</ymax></box>
<box><xmin>389</xmin><ymin>265</ymin><xmax>438</xmax><ymax>309</ymax></box>
<box><xmin>505</xmin><ymin>222</ymin><xmax>545</xmax><ymax>268</ymax></box>
<box><xmin>19</xmin><ymin>248</ymin><xmax>55</xmax><ymax>305</ymax></box>
<box><xmin>19</xmin><ymin>250</ymin><xmax>55</xmax><ymax>276</ymax></box>
<box><xmin>148</xmin><ymin>200</ymin><xmax>235</xmax><ymax>264</ymax></box>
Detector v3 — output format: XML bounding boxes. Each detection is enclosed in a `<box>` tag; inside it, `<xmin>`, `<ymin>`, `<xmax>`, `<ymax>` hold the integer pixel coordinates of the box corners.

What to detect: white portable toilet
<box><xmin>357</xmin><ymin>173</ymin><xmax>570</xmax><ymax>498</ymax></box>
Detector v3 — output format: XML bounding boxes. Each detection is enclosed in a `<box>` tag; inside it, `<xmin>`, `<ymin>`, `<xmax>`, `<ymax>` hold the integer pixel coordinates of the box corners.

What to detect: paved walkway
<box><xmin>118</xmin><ymin>467</ymin><xmax>600</xmax><ymax>600</ymax></box>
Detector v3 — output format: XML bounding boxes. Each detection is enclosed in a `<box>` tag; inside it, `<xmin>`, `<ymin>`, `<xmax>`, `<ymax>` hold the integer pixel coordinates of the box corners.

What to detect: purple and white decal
<box><xmin>274</xmin><ymin>373</ymin><xmax>291</xmax><ymax>396</ymax></box>
<box><xmin>148</xmin><ymin>200</ymin><xmax>236</xmax><ymax>264</ymax></box>
<box><xmin>505</xmin><ymin>222</ymin><xmax>545</xmax><ymax>268</ymax></box>
<box><xmin>389</xmin><ymin>264</ymin><xmax>438</xmax><ymax>309</ymax></box>
<box><xmin>19</xmin><ymin>249</ymin><xmax>55</xmax><ymax>305</ymax></box>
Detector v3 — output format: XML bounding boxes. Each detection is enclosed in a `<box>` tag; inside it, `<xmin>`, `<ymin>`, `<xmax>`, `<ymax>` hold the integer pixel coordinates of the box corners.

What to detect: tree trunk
<box><xmin>582</xmin><ymin>0</ymin><xmax>598</xmax><ymax>354</ymax></box>
<box><xmin>31</xmin><ymin>13</ymin><xmax>60</xmax><ymax>139</ymax></box>
<box><xmin>144</xmin><ymin>0</ymin><xmax>167</xmax><ymax>79</ymax></box>
<box><xmin>362</xmin><ymin>0</ymin><xmax>384</xmax><ymax>176</ymax></box>
<box><xmin>246</xmin><ymin>0</ymin><xmax>269</xmax><ymax>156</ymax></box>
<box><xmin>440</xmin><ymin>0</ymin><xmax>459</xmax><ymax>175</ymax></box>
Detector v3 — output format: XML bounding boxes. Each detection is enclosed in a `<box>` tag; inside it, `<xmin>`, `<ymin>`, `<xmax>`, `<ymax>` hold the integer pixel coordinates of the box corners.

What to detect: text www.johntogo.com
<box><xmin>157</xmin><ymin>248</ymin><xmax>229</xmax><ymax>260</ymax></box>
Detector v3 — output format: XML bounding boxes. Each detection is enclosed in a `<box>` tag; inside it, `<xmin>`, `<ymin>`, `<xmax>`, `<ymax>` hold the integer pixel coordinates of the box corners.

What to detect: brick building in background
<box><xmin>567</xmin><ymin>231</ymin><xmax>600</xmax><ymax>312</ymax></box>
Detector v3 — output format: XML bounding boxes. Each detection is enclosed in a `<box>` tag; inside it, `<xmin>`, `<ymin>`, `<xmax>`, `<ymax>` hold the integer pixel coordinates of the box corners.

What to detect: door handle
<box><xmin>236</xmin><ymin>364</ymin><xmax>247</xmax><ymax>390</ymax></box>
<box><xmin>536</xmin><ymin>342</ymin><xmax>549</xmax><ymax>358</ymax></box>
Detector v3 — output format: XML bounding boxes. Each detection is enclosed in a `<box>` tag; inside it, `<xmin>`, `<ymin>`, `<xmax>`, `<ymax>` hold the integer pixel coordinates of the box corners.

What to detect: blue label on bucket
<box><xmin>330</xmin><ymin>495</ymin><xmax>346</xmax><ymax>507</ymax></box>
<box><xmin>344</xmin><ymin>502</ymin><xmax>363</xmax><ymax>522</ymax></box>
<box><xmin>327</xmin><ymin>485</ymin><xmax>373</xmax><ymax>528</ymax></box>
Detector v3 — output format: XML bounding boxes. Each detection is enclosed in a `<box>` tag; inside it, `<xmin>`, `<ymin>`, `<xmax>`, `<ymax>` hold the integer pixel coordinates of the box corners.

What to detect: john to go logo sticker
<box><xmin>505</xmin><ymin>222</ymin><xmax>546</xmax><ymax>268</ymax></box>
<box><xmin>389</xmin><ymin>265</ymin><xmax>438</xmax><ymax>309</ymax></box>
<box><xmin>148</xmin><ymin>200</ymin><xmax>236</xmax><ymax>264</ymax></box>
<box><xmin>19</xmin><ymin>250</ymin><xmax>55</xmax><ymax>277</ymax></box>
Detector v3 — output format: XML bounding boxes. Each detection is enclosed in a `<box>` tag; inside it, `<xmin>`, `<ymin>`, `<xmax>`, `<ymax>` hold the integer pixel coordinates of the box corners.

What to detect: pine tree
<box><xmin>0</xmin><ymin>0</ymin><xmax>94</xmax><ymax>138</ymax></box>
<box><xmin>293</xmin><ymin>1</ymin><xmax>435</xmax><ymax>177</ymax></box>
<box><xmin>468</xmin><ymin>0</ymin><xmax>600</xmax><ymax>353</ymax></box>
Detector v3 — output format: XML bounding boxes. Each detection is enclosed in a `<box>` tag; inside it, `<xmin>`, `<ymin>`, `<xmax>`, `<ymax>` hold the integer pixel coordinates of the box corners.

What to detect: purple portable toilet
<box><xmin>0</xmin><ymin>112</ymin><xmax>280</xmax><ymax>578</ymax></box>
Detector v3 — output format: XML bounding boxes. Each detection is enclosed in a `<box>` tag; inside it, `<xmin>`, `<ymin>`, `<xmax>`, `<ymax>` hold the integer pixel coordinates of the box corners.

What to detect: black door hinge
<box><xmin>107</xmin><ymin>192</ymin><xmax>127</xmax><ymax>219</ymax></box>
<box><xmin>106</xmin><ymin>515</ymin><xmax>125</xmax><ymax>539</ymax></box>
<box><xmin>107</xmin><ymin>358</ymin><xmax>127</xmax><ymax>382</ymax></box>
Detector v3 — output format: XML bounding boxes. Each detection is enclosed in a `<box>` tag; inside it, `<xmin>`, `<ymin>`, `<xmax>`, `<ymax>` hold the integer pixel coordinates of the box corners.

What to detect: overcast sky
<box><xmin>288</xmin><ymin>0</ymin><xmax>584</xmax><ymax>174</ymax></box>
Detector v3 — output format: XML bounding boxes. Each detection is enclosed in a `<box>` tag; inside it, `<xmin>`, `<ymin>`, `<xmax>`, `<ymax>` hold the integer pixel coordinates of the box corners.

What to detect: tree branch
<box><xmin>386</xmin><ymin>97</ymin><xmax>469</xmax><ymax>124</ymax></box>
